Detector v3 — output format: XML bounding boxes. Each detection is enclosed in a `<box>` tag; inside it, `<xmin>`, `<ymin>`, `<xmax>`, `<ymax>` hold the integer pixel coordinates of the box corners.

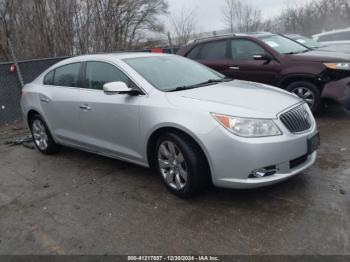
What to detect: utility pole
<box><xmin>7</xmin><ymin>36</ymin><xmax>24</xmax><ymax>88</ymax></box>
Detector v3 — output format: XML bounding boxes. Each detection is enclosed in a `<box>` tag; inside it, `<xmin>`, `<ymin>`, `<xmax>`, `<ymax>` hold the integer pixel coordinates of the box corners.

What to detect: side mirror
<box><xmin>253</xmin><ymin>54</ymin><xmax>271</xmax><ymax>61</ymax></box>
<box><xmin>103</xmin><ymin>82</ymin><xmax>140</xmax><ymax>96</ymax></box>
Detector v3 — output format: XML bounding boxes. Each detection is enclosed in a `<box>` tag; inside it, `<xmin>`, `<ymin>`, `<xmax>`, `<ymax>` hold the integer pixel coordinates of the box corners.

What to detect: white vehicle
<box><xmin>314</xmin><ymin>28</ymin><xmax>350</xmax><ymax>44</ymax></box>
<box><xmin>313</xmin><ymin>28</ymin><xmax>350</xmax><ymax>54</ymax></box>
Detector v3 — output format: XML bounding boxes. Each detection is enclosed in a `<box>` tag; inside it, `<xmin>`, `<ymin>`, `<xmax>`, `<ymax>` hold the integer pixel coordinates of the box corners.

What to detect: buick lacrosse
<box><xmin>21</xmin><ymin>53</ymin><xmax>319</xmax><ymax>198</ymax></box>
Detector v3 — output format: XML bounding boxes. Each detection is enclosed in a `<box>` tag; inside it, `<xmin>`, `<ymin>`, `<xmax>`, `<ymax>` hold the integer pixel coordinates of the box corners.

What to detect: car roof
<box><xmin>56</xmin><ymin>52</ymin><xmax>172</xmax><ymax>64</ymax></box>
<box><xmin>189</xmin><ymin>32</ymin><xmax>275</xmax><ymax>44</ymax></box>
<box><xmin>285</xmin><ymin>34</ymin><xmax>302</xmax><ymax>38</ymax></box>
<box><xmin>313</xmin><ymin>27</ymin><xmax>350</xmax><ymax>38</ymax></box>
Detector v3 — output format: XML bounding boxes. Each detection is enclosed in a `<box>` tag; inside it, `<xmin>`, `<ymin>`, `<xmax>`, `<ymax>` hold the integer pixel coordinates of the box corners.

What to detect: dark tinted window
<box><xmin>43</xmin><ymin>70</ymin><xmax>54</xmax><ymax>85</ymax></box>
<box><xmin>186</xmin><ymin>45</ymin><xmax>201</xmax><ymax>59</ymax></box>
<box><xmin>85</xmin><ymin>61</ymin><xmax>132</xmax><ymax>90</ymax></box>
<box><xmin>231</xmin><ymin>39</ymin><xmax>267</xmax><ymax>60</ymax></box>
<box><xmin>200</xmin><ymin>41</ymin><xmax>227</xmax><ymax>60</ymax></box>
<box><xmin>318</xmin><ymin>31</ymin><xmax>350</xmax><ymax>42</ymax></box>
<box><xmin>53</xmin><ymin>63</ymin><xmax>81</xmax><ymax>87</ymax></box>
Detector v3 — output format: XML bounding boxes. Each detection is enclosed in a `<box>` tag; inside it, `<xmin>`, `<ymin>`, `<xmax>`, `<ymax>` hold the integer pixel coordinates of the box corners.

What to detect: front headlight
<box><xmin>211</xmin><ymin>113</ymin><xmax>282</xmax><ymax>137</ymax></box>
<box><xmin>324</xmin><ymin>62</ymin><xmax>350</xmax><ymax>70</ymax></box>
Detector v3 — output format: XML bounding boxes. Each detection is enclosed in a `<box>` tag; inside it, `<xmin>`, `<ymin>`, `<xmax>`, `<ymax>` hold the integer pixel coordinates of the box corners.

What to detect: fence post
<box><xmin>7</xmin><ymin>37</ymin><xmax>24</xmax><ymax>88</ymax></box>
<box><xmin>167</xmin><ymin>32</ymin><xmax>175</xmax><ymax>54</ymax></box>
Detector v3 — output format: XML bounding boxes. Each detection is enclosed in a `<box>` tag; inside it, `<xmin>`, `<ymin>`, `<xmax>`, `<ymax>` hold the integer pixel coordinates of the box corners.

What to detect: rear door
<box><xmin>78</xmin><ymin>61</ymin><xmax>143</xmax><ymax>162</ymax></box>
<box><xmin>227</xmin><ymin>39</ymin><xmax>280</xmax><ymax>85</ymax></box>
<box><xmin>40</xmin><ymin>62</ymin><xmax>84</xmax><ymax>143</ymax></box>
<box><xmin>187</xmin><ymin>40</ymin><xmax>232</xmax><ymax>76</ymax></box>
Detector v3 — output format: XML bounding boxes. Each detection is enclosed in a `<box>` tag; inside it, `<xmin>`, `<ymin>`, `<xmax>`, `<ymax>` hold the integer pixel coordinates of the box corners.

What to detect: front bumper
<box><xmin>321</xmin><ymin>77</ymin><xmax>350</xmax><ymax>110</ymax></box>
<box><xmin>200</xmin><ymin>117</ymin><xmax>318</xmax><ymax>189</ymax></box>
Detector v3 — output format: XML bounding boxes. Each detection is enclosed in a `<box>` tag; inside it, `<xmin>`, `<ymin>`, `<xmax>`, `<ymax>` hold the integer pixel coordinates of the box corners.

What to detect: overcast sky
<box><xmin>165</xmin><ymin>0</ymin><xmax>315</xmax><ymax>32</ymax></box>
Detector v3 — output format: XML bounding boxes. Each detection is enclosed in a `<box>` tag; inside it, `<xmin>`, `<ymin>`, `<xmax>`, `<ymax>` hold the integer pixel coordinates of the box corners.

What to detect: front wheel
<box><xmin>286</xmin><ymin>81</ymin><xmax>321</xmax><ymax>113</ymax></box>
<box><xmin>155</xmin><ymin>133</ymin><xmax>210</xmax><ymax>198</ymax></box>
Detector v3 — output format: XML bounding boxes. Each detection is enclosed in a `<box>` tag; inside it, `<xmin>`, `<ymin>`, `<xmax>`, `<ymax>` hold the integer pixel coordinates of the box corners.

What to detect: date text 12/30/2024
<box><xmin>127</xmin><ymin>256</ymin><xmax>220</xmax><ymax>261</ymax></box>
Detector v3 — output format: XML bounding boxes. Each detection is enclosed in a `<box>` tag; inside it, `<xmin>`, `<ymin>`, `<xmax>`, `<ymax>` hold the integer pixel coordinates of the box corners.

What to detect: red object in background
<box><xmin>151</xmin><ymin>48</ymin><xmax>163</xmax><ymax>53</ymax></box>
<box><xmin>9</xmin><ymin>64</ymin><xmax>16</xmax><ymax>73</ymax></box>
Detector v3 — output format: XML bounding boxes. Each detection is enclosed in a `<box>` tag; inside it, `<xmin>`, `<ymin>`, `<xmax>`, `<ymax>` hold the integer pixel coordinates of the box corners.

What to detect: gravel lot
<box><xmin>0</xmin><ymin>106</ymin><xmax>349</xmax><ymax>255</ymax></box>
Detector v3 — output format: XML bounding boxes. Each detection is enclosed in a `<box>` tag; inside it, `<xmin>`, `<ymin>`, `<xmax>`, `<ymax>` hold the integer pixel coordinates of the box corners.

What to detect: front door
<box><xmin>78</xmin><ymin>61</ymin><xmax>143</xmax><ymax>162</ymax></box>
<box><xmin>227</xmin><ymin>39</ymin><xmax>280</xmax><ymax>86</ymax></box>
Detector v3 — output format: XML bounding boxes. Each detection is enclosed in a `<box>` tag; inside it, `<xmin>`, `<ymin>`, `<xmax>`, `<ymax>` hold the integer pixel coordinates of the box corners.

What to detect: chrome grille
<box><xmin>280</xmin><ymin>104</ymin><xmax>312</xmax><ymax>133</ymax></box>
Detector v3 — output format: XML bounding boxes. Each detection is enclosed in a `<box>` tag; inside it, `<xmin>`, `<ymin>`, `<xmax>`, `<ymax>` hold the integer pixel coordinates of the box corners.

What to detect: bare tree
<box><xmin>222</xmin><ymin>0</ymin><xmax>262</xmax><ymax>33</ymax></box>
<box><xmin>169</xmin><ymin>7</ymin><xmax>198</xmax><ymax>46</ymax></box>
<box><xmin>0</xmin><ymin>0</ymin><xmax>14</xmax><ymax>60</ymax></box>
<box><xmin>279</xmin><ymin>0</ymin><xmax>350</xmax><ymax>36</ymax></box>
<box><xmin>0</xmin><ymin>0</ymin><xmax>168</xmax><ymax>61</ymax></box>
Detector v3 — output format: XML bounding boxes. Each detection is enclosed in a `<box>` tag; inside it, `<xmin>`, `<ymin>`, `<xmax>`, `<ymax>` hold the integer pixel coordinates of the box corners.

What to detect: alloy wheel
<box><xmin>32</xmin><ymin>119</ymin><xmax>49</xmax><ymax>151</ymax></box>
<box><xmin>291</xmin><ymin>87</ymin><xmax>315</xmax><ymax>108</ymax></box>
<box><xmin>158</xmin><ymin>141</ymin><xmax>188</xmax><ymax>190</ymax></box>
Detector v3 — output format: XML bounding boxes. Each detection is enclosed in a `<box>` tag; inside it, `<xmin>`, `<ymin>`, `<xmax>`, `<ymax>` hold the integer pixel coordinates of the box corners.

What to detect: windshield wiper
<box><xmin>169</xmin><ymin>78</ymin><xmax>231</xmax><ymax>92</ymax></box>
<box><xmin>284</xmin><ymin>49</ymin><xmax>309</xmax><ymax>55</ymax></box>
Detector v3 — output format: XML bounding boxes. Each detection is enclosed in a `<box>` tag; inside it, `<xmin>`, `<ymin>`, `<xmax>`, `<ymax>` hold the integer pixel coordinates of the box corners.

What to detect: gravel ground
<box><xmin>0</xmin><ymin>106</ymin><xmax>349</xmax><ymax>255</ymax></box>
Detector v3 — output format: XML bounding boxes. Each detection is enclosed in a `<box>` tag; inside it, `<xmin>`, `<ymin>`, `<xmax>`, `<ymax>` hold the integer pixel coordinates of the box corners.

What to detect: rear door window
<box><xmin>200</xmin><ymin>41</ymin><xmax>227</xmax><ymax>60</ymax></box>
<box><xmin>43</xmin><ymin>70</ymin><xmax>54</xmax><ymax>85</ymax></box>
<box><xmin>53</xmin><ymin>63</ymin><xmax>82</xmax><ymax>87</ymax></box>
<box><xmin>231</xmin><ymin>39</ymin><xmax>267</xmax><ymax>60</ymax></box>
<box><xmin>186</xmin><ymin>45</ymin><xmax>201</xmax><ymax>59</ymax></box>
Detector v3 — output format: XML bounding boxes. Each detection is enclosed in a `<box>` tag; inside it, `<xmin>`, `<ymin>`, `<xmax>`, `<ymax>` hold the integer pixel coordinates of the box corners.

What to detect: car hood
<box><xmin>166</xmin><ymin>80</ymin><xmax>302</xmax><ymax>119</ymax></box>
<box><xmin>317</xmin><ymin>45</ymin><xmax>350</xmax><ymax>54</ymax></box>
<box><xmin>290</xmin><ymin>50</ymin><xmax>350</xmax><ymax>62</ymax></box>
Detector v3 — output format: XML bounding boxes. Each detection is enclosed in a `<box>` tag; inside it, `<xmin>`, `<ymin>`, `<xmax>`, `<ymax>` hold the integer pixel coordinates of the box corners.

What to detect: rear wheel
<box><xmin>286</xmin><ymin>81</ymin><xmax>321</xmax><ymax>113</ymax></box>
<box><xmin>30</xmin><ymin>114</ymin><xmax>60</xmax><ymax>154</ymax></box>
<box><xmin>155</xmin><ymin>133</ymin><xmax>210</xmax><ymax>198</ymax></box>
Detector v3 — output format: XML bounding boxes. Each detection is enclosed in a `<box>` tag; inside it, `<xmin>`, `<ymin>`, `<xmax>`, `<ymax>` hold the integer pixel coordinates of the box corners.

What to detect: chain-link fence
<box><xmin>0</xmin><ymin>47</ymin><xmax>179</xmax><ymax>125</ymax></box>
<box><xmin>0</xmin><ymin>57</ymin><xmax>68</xmax><ymax>125</ymax></box>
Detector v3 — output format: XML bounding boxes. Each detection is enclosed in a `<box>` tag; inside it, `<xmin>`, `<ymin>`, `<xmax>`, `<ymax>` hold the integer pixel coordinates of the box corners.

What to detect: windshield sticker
<box><xmin>297</xmin><ymin>39</ymin><xmax>306</xmax><ymax>43</ymax></box>
<box><xmin>265</xmin><ymin>41</ymin><xmax>279</xmax><ymax>47</ymax></box>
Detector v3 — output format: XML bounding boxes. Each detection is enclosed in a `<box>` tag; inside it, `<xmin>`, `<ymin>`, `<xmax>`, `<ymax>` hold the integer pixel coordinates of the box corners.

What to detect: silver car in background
<box><xmin>21</xmin><ymin>53</ymin><xmax>319</xmax><ymax>198</ymax></box>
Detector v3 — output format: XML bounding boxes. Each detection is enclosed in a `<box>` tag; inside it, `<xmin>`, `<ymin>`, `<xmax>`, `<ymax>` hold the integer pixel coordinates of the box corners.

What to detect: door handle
<box><xmin>40</xmin><ymin>98</ymin><xmax>50</xmax><ymax>103</ymax></box>
<box><xmin>79</xmin><ymin>104</ymin><xmax>92</xmax><ymax>111</ymax></box>
<box><xmin>229</xmin><ymin>66</ymin><xmax>240</xmax><ymax>70</ymax></box>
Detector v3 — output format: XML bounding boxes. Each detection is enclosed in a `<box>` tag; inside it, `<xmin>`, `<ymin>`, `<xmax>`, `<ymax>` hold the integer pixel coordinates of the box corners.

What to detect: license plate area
<box><xmin>308</xmin><ymin>131</ymin><xmax>320</xmax><ymax>154</ymax></box>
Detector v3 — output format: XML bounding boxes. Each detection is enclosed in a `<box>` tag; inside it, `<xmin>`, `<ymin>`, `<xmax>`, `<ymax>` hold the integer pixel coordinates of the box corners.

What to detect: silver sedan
<box><xmin>20</xmin><ymin>53</ymin><xmax>319</xmax><ymax>198</ymax></box>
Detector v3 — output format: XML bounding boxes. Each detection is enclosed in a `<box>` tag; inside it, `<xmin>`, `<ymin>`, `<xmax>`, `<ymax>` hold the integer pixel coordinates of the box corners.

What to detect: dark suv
<box><xmin>178</xmin><ymin>32</ymin><xmax>350</xmax><ymax>113</ymax></box>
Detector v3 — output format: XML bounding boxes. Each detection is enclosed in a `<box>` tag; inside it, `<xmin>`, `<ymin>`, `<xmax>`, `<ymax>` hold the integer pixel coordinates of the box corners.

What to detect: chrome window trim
<box><xmin>41</xmin><ymin>59</ymin><xmax>148</xmax><ymax>96</ymax></box>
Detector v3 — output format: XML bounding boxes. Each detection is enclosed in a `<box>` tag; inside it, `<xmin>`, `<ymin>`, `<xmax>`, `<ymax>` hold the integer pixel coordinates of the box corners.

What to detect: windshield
<box><xmin>260</xmin><ymin>35</ymin><xmax>309</xmax><ymax>54</ymax></box>
<box><xmin>124</xmin><ymin>56</ymin><xmax>224</xmax><ymax>92</ymax></box>
<box><xmin>290</xmin><ymin>35</ymin><xmax>321</xmax><ymax>49</ymax></box>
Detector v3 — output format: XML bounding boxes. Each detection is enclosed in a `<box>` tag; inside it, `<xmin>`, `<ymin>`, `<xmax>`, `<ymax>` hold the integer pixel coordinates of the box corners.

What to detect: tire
<box><xmin>29</xmin><ymin>114</ymin><xmax>60</xmax><ymax>155</ymax></box>
<box><xmin>155</xmin><ymin>133</ymin><xmax>210</xmax><ymax>198</ymax></box>
<box><xmin>286</xmin><ymin>81</ymin><xmax>321</xmax><ymax>114</ymax></box>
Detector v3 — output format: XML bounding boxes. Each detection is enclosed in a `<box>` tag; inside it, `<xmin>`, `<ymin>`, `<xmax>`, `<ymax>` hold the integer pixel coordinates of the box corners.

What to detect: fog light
<box><xmin>249</xmin><ymin>166</ymin><xmax>277</xmax><ymax>178</ymax></box>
